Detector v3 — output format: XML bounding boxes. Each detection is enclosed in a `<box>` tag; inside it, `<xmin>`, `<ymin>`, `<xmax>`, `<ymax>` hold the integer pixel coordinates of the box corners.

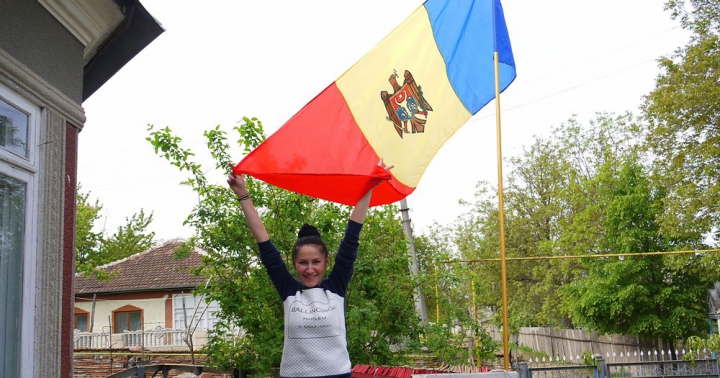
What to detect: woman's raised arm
<box><xmin>227</xmin><ymin>171</ymin><xmax>269</xmax><ymax>243</ymax></box>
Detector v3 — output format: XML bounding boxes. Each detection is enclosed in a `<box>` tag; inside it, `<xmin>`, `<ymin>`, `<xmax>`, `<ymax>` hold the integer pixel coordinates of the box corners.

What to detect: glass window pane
<box><xmin>116</xmin><ymin>313</ymin><xmax>129</xmax><ymax>333</ymax></box>
<box><xmin>129</xmin><ymin>312</ymin><xmax>141</xmax><ymax>331</ymax></box>
<box><xmin>0</xmin><ymin>98</ymin><xmax>29</xmax><ymax>158</ymax></box>
<box><xmin>75</xmin><ymin>314</ymin><xmax>88</xmax><ymax>332</ymax></box>
<box><xmin>174</xmin><ymin>294</ymin><xmax>192</xmax><ymax>329</ymax></box>
<box><xmin>0</xmin><ymin>173</ymin><xmax>26</xmax><ymax>378</ymax></box>
<box><xmin>173</xmin><ymin>294</ymin><xmax>220</xmax><ymax>330</ymax></box>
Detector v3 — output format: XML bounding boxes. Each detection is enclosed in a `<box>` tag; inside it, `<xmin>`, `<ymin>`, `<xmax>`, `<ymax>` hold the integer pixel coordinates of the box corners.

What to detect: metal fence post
<box><xmin>518</xmin><ymin>361</ymin><xmax>530</xmax><ymax>378</ymax></box>
<box><xmin>595</xmin><ymin>353</ymin><xmax>608</xmax><ymax>378</ymax></box>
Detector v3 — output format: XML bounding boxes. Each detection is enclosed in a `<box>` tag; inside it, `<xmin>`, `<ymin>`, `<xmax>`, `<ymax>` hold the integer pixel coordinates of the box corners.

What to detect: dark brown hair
<box><xmin>292</xmin><ymin>223</ymin><xmax>329</xmax><ymax>262</ymax></box>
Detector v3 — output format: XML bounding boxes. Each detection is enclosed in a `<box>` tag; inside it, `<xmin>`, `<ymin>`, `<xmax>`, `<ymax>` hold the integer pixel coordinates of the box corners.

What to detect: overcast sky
<box><xmin>78</xmin><ymin>0</ymin><xmax>689</xmax><ymax>242</ymax></box>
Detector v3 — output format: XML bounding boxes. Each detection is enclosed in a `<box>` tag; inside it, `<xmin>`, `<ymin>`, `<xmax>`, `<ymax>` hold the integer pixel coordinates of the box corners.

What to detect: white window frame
<box><xmin>172</xmin><ymin>293</ymin><xmax>220</xmax><ymax>331</ymax></box>
<box><xmin>0</xmin><ymin>80</ymin><xmax>40</xmax><ymax>378</ymax></box>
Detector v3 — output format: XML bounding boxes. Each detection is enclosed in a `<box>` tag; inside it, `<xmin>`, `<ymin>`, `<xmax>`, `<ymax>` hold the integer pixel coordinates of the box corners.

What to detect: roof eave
<box><xmin>75</xmin><ymin>284</ymin><xmax>206</xmax><ymax>296</ymax></box>
<box><xmin>82</xmin><ymin>0</ymin><xmax>164</xmax><ymax>101</ymax></box>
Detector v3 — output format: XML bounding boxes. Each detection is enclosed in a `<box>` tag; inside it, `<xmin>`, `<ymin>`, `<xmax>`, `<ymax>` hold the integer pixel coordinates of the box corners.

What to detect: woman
<box><xmin>227</xmin><ymin>163</ymin><xmax>390</xmax><ymax>377</ymax></box>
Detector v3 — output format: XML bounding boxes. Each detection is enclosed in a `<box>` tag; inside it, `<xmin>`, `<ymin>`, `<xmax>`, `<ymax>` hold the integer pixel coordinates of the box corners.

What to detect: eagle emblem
<box><xmin>381</xmin><ymin>70</ymin><xmax>433</xmax><ymax>138</ymax></box>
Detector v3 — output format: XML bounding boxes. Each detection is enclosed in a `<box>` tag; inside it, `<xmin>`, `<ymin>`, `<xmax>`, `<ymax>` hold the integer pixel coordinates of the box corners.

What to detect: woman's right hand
<box><xmin>227</xmin><ymin>165</ymin><xmax>249</xmax><ymax>198</ymax></box>
<box><xmin>226</xmin><ymin>165</ymin><xmax>269</xmax><ymax>242</ymax></box>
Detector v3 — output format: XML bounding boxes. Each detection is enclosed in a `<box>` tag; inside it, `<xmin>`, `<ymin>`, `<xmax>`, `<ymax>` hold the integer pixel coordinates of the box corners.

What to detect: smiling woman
<box><xmin>226</xmin><ymin>160</ymin><xmax>392</xmax><ymax>378</ymax></box>
<box><xmin>292</xmin><ymin>224</ymin><xmax>329</xmax><ymax>288</ymax></box>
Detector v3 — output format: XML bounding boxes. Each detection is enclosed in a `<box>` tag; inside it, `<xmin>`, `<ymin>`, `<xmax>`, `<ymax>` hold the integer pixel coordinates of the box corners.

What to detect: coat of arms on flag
<box><xmin>381</xmin><ymin>70</ymin><xmax>433</xmax><ymax>138</ymax></box>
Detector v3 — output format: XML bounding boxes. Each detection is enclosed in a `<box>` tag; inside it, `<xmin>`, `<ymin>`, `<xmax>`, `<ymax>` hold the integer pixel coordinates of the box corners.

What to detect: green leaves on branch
<box><xmin>75</xmin><ymin>186</ymin><xmax>155</xmax><ymax>280</ymax></box>
<box><xmin>643</xmin><ymin>1</ymin><xmax>720</xmax><ymax>239</ymax></box>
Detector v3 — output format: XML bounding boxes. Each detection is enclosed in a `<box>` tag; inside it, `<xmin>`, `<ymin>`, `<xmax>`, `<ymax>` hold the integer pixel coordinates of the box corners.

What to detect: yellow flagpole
<box><xmin>493</xmin><ymin>50</ymin><xmax>510</xmax><ymax>370</ymax></box>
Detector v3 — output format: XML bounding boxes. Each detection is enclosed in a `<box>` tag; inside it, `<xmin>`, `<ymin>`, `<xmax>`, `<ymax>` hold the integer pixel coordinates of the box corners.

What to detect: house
<box><xmin>0</xmin><ymin>1</ymin><xmax>162</xmax><ymax>377</ymax></box>
<box><xmin>74</xmin><ymin>239</ymin><xmax>222</xmax><ymax>351</ymax></box>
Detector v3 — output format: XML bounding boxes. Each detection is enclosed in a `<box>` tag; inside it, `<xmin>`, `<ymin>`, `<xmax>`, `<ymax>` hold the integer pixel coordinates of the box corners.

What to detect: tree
<box><xmin>413</xmin><ymin>218</ymin><xmax>499</xmax><ymax>365</ymax></box>
<box><xmin>75</xmin><ymin>187</ymin><xmax>156</xmax><ymax>279</ymax></box>
<box><xmin>75</xmin><ymin>186</ymin><xmax>104</xmax><ymax>276</ymax></box>
<box><xmin>98</xmin><ymin>210</ymin><xmax>155</xmax><ymax>264</ymax></box>
<box><xmin>147</xmin><ymin>118</ymin><xmax>424</xmax><ymax>373</ymax></box>
<box><xmin>503</xmin><ymin>134</ymin><xmax>577</xmax><ymax>328</ymax></box>
<box><xmin>446</xmin><ymin>111</ymin><xmax>718</xmax><ymax>346</ymax></box>
<box><xmin>562</xmin><ymin>159</ymin><xmax>711</xmax><ymax>353</ymax></box>
<box><xmin>642</xmin><ymin>0</ymin><xmax>720</xmax><ymax>240</ymax></box>
<box><xmin>451</xmin><ymin>114</ymin><xmax>641</xmax><ymax>329</ymax></box>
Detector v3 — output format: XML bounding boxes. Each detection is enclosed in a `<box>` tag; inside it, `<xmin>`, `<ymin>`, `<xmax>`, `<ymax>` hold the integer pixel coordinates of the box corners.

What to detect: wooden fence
<box><xmin>487</xmin><ymin>326</ymin><xmax>683</xmax><ymax>363</ymax></box>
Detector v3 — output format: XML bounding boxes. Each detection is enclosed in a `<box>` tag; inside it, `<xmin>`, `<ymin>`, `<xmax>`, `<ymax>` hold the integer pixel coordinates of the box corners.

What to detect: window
<box><xmin>0</xmin><ymin>172</ymin><xmax>25</xmax><ymax>377</ymax></box>
<box><xmin>0</xmin><ymin>97</ymin><xmax>29</xmax><ymax>157</ymax></box>
<box><xmin>74</xmin><ymin>309</ymin><xmax>89</xmax><ymax>332</ymax></box>
<box><xmin>0</xmin><ymin>82</ymin><xmax>39</xmax><ymax>378</ymax></box>
<box><xmin>115</xmin><ymin>311</ymin><xmax>141</xmax><ymax>332</ymax></box>
<box><xmin>113</xmin><ymin>305</ymin><xmax>143</xmax><ymax>333</ymax></box>
<box><xmin>173</xmin><ymin>293</ymin><xmax>220</xmax><ymax>331</ymax></box>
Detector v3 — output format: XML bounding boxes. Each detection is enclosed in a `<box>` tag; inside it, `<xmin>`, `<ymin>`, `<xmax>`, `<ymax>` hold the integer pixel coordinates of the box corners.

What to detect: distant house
<box><xmin>1</xmin><ymin>1</ymin><xmax>162</xmax><ymax>377</ymax></box>
<box><xmin>74</xmin><ymin>239</ymin><xmax>222</xmax><ymax>351</ymax></box>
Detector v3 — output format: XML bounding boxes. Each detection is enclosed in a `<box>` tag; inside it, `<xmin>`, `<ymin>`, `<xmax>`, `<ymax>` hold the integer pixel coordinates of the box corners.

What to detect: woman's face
<box><xmin>293</xmin><ymin>244</ymin><xmax>328</xmax><ymax>288</ymax></box>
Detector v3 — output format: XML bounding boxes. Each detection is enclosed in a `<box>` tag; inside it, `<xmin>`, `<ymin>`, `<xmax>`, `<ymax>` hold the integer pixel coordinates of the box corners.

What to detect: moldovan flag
<box><xmin>234</xmin><ymin>0</ymin><xmax>516</xmax><ymax>206</ymax></box>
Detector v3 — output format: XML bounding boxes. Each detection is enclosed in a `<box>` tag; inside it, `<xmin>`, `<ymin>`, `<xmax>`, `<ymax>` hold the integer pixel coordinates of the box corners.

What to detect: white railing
<box><xmin>74</xmin><ymin>329</ymin><xmax>111</xmax><ymax>349</ymax></box>
<box><xmin>74</xmin><ymin>328</ymin><xmax>241</xmax><ymax>350</ymax></box>
<box><xmin>74</xmin><ymin>328</ymin><xmax>190</xmax><ymax>350</ymax></box>
<box><xmin>122</xmin><ymin>328</ymin><xmax>188</xmax><ymax>347</ymax></box>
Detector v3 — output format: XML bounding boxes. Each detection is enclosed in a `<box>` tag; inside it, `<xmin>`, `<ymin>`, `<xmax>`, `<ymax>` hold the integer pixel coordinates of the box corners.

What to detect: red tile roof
<box><xmin>74</xmin><ymin>238</ymin><xmax>208</xmax><ymax>294</ymax></box>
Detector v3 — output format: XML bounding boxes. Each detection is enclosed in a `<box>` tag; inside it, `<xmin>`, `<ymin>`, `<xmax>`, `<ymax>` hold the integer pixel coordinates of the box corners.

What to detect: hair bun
<box><xmin>298</xmin><ymin>223</ymin><xmax>321</xmax><ymax>239</ymax></box>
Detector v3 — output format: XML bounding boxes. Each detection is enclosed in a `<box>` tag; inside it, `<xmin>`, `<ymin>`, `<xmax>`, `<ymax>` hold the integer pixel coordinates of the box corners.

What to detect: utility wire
<box><xmin>442</xmin><ymin>248</ymin><xmax>720</xmax><ymax>264</ymax></box>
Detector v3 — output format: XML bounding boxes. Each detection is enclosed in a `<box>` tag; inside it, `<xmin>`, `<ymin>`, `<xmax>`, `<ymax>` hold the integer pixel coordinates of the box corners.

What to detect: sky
<box><xmin>78</xmin><ymin>0</ymin><xmax>690</xmax><ymax>242</ymax></box>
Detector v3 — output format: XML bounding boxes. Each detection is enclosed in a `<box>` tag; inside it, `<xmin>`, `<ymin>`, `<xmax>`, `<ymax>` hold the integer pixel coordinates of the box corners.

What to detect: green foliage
<box><xmin>75</xmin><ymin>186</ymin><xmax>103</xmax><ymax>273</ymax></box>
<box><xmin>147</xmin><ymin>117</ymin><xmax>424</xmax><ymax>374</ymax></box>
<box><xmin>448</xmin><ymin>114</ymin><xmax>647</xmax><ymax>329</ymax></box>
<box><xmin>75</xmin><ymin>186</ymin><xmax>155</xmax><ymax>280</ymax></box>
<box><xmin>561</xmin><ymin>159</ymin><xmax>711</xmax><ymax>342</ymax></box>
<box><xmin>411</xmin><ymin>214</ymin><xmax>499</xmax><ymax>366</ymax></box>
<box><xmin>442</xmin><ymin>110</ymin><xmax>716</xmax><ymax>350</ymax></box>
<box><xmin>100</xmin><ymin>210</ymin><xmax>155</xmax><ymax>262</ymax></box>
<box><xmin>642</xmin><ymin>1</ymin><xmax>720</xmax><ymax>240</ymax></box>
<box><xmin>580</xmin><ymin>350</ymin><xmax>597</xmax><ymax>367</ymax></box>
<box><xmin>472</xmin><ymin>326</ymin><xmax>500</xmax><ymax>363</ymax></box>
<box><xmin>685</xmin><ymin>334</ymin><xmax>720</xmax><ymax>360</ymax></box>
<box><xmin>416</xmin><ymin>323</ymin><xmax>471</xmax><ymax>366</ymax></box>
<box><xmin>517</xmin><ymin>344</ymin><xmax>547</xmax><ymax>360</ymax></box>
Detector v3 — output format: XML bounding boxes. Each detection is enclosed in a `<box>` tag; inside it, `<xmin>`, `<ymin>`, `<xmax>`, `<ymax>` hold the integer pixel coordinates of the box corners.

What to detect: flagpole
<box><xmin>493</xmin><ymin>50</ymin><xmax>510</xmax><ymax>370</ymax></box>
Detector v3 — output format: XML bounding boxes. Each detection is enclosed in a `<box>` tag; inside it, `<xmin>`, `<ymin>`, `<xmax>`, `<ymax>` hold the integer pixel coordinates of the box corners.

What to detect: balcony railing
<box><xmin>73</xmin><ymin>328</ymin><xmax>210</xmax><ymax>351</ymax></box>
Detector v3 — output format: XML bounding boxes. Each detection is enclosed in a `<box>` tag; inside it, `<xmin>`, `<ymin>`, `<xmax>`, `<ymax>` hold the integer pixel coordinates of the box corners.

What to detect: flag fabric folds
<box><xmin>234</xmin><ymin>0</ymin><xmax>516</xmax><ymax>207</ymax></box>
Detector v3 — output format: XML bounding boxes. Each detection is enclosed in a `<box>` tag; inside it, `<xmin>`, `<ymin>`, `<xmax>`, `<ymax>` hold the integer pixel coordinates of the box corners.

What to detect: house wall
<box><xmin>0</xmin><ymin>0</ymin><xmax>85</xmax><ymax>103</ymax></box>
<box><xmin>0</xmin><ymin>49</ymin><xmax>84</xmax><ymax>378</ymax></box>
<box><xmin>75</xmin><ymin>290</ymin><xmax>194</xmax><ymax>331</ymax></box>
<box><xmin>0</xmin><ymin>4</ymin><xmax>87</xmax><ymax>375</ymax></box>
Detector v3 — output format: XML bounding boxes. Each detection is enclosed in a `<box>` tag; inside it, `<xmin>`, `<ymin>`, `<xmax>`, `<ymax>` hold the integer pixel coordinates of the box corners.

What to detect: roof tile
<box><xmin>74</xmin><ymin>238</ymin><xmax>208</xmax><ymax>293</ymax></box>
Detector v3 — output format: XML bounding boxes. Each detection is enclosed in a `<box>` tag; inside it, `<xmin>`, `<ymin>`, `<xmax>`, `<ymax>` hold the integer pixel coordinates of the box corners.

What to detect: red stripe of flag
<box><xmin>235</xmin><ymin>83</ymin><xmax>412</xmax><ymax>206</ymax></box>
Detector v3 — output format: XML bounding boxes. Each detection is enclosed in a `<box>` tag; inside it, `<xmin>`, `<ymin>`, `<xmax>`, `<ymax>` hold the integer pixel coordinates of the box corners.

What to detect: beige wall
<box><xmin>75</xmin><ymin>295</ymin><xmax>170</xmax><ymax>332</ymax></box>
